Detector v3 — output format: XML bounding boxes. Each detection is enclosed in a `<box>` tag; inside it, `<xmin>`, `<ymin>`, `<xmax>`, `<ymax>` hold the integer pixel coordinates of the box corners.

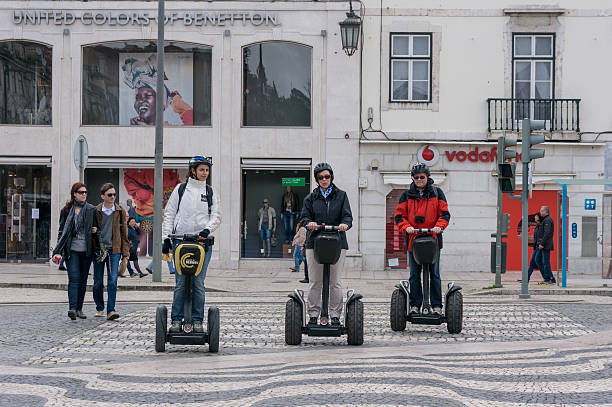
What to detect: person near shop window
<box><xmin>126</xmin><ymin>217</ymin><xmax>146</xmax><ymax>278</ymax></box>
<box><xmin>527</xmin><ymin>213</ymin><xmax>543</xmax><ymax>282</ymax></box>
<box><xmin>93</xmin><ymin>183</ymin><xmax>130</xmax><ymax>321</ymax></box>
<box><xmin>394</xmin><ymin>164</ymin><xmax>450</xmax><ymax>316</ymax></box>
<box><xmin>162</xmin><ymin>156</ymin><xmax>221</xmax><ymax>333</ymax></box>
<box><xmin>536</xmin><ymin>206</ymin><xmax>557</xmax><ymax>285</ymax></box>
<box><xmin>258</xmin><ymin>198</ymin><xmax>277</xmax><ymax>257</ymax></box>
<box><xmin>281</xmin><ymin>186</ymin><xmax>300</xmax><ymax>243</ymax></box>
<box><xmin>52</xmin><ymin>182</ymin><xmax>99</xmax><ymax>321</ymax></box>
<box><xmin>290</xmin><ymin>220</ymin><xmax>309</xmax><ymax>284</ymax></box>
<box><xmin>301</xmin><ymin>162</ymin><xmax>353</xmax><ymax>326</ymax></box>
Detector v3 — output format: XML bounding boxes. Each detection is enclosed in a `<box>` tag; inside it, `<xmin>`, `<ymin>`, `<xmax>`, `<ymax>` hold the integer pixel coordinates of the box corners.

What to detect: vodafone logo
<box><xmin>417</xmin><ymin>145</ymin><xmax>440</xmax><ymax>166</ymax></box>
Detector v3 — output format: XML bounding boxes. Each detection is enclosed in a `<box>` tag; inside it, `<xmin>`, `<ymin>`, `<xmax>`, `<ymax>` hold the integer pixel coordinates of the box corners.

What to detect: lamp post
<box><xmin>339</xmin><ymin>1</ymin><xmax>361</xmax><ymax>57</ymax></box>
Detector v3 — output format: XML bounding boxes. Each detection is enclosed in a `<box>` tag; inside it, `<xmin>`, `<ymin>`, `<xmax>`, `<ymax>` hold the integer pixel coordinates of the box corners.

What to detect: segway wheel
<box><xmin>155</xmin><ymin>305</ymin><xmax>167</xmax><ymax>353</ymax></box>
<box><xmin>207</xmin><ymin>306</ymin><xmax>220</xmax><ymax>353</ymax></box>
<box><xmin>346</xmin><ymin>299</ymin><xmax>364</xmax><ymax>346</ymax></box>
<box><xmin>446</xmin><ymin>290</ymin><xmax>463</xmax><ymax>334</ymax></box>
<box><xmin>390</xmin><ymin>289</ymin><xmax>407</xmax><ymax>332</ymax></box>
<box><xmin>285</xmin><ymin>299</ymin><xmax>302</xmax><ymax>345</ymax></box>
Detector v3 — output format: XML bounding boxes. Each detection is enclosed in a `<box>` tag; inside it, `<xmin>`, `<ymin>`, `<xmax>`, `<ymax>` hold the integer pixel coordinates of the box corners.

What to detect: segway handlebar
<box><xmin>315</xmin><ymin>224</ymin><xmax>340</xmax><ymax>232</ymax></box>
<box><xmin>168</xmin><ymin>234</ymin><xmax>215</xmax><ymax>246</ymax></box>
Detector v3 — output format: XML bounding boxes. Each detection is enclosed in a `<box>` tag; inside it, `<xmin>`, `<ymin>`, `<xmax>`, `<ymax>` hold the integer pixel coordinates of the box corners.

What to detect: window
<box><xmin>513</xmin><ymin>34</ymin><xmax>554</xmax><ymax>121</ymax></box>
<box><xmin>0</xmin><ymin>41</ymin><xmax>52</xmax><ymax>125</ymax></box>
<box><xmin>242</xmin><ymin>42</ymin><xmax>311</xmax><ymax>127</ymax></box>
<box><xmin>390</xmin><ymin>34</ymin><xmax>431</xmax><ymax>103</ymax></box>
<box><xmin>82</xmin><ymin>41</ymin><xmax>211</xmax><ymax>126</ymax></box>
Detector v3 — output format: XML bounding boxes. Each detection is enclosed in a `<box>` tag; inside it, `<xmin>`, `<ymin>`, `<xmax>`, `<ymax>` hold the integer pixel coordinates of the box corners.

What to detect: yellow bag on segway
<box><xmin>173</xmin><ymin>243</ymin><xmax>206</xmax><ymax>276</ymax></box>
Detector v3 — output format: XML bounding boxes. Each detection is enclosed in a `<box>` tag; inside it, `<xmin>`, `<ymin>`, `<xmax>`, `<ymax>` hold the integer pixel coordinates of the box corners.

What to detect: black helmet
<box><xmin>313</xmin><ymin>162</ymin><xmax>334</xmax><ymax>182</ymax></box>
<box><xmin>411</xmin><ymin>163</ymin><xmax>430</xmax><ymax>177</ymax></box>
<box><xmin>189</xmin><ymin>155</ymin><xmax>213</xmax><ymax>169</ymax></box>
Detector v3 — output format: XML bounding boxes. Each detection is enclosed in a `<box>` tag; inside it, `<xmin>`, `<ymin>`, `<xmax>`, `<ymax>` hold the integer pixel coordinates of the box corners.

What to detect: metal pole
<box><xmin>152</xmin><ymin>0</ymin><xmax>165</xmax><ymax>283</ymax></box>
<box><xmin>562</xmin><ymin>184</ymin><xmax>567</xmax><ymax>287</ymax></box>
<box><xmin>79</xmin><ymin>138</ymin><xmax>85</xmax><ymax>183</ymax></box>
<box><xmin>494</xmin><ymin>137</ymin><xmax>503</xmax><ymax>288</ymax></box>
<box><xmin>519</xmin><ymin>161</ymin><xmax>530</xmax><ymax>299</ymax></box>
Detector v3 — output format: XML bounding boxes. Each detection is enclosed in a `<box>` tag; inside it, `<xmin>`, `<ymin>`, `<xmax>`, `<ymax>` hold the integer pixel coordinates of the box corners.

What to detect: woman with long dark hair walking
<box><xmin>52</xmin><ymin>182</ymin><xmax>99</xmax><ymax>320</ymax></box>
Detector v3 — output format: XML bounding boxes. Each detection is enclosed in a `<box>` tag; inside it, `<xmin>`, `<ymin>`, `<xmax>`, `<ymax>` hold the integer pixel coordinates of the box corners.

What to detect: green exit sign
<box><xmin>282</xmin><ymin>177</ymin><xmax>305</xmax><ymax>187</ymax></box>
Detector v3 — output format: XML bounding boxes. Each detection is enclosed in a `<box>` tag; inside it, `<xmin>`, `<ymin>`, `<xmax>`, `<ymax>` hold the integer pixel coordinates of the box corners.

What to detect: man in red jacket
<box><xmin>394</xmin><ymin>164</ymin><xmax>450</xmax><ymax>315</ymax></box>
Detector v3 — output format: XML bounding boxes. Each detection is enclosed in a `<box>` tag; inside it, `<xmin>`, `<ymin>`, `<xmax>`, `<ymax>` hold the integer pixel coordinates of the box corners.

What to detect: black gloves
<box><xmin>199</xmin><ymin>229</ymin><xmax>210</xmax><ymax>238</ymax></box>
<box><xmin>162</xmin><ymin>238</ymin><xmax>172</xmax><ymax>254</ymax></box>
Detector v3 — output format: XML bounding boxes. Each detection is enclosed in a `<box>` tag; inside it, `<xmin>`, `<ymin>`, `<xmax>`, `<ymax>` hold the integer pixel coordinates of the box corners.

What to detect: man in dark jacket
<box><xmin>394</xmin><ymin>164</ymin><xmax>450</xmax><ymax>315</ymax></box>
<box><xmin>301</xmin><ymin>162</ymin><xmax>352</xmax><ymax>326</ymax></box>
<box><xmin>536</xmin><ymin>205</ymin><xmax>556</xmax><ymax>284</ymax></box>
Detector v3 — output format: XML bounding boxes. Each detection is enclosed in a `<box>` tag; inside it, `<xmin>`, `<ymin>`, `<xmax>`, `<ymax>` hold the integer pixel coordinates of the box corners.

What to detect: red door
<box><xmin>502</xmin><ymin>190</ymin><xmax>559</xmax><ymax>272</ymax></box>
<box><xmin>385</xmin><ymin>189</ymin><xmax>408</xmax><ymax>269</ymax></box>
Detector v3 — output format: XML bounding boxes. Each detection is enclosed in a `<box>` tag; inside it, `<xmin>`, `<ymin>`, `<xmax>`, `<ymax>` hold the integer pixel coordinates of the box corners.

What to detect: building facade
<box><xmin>1</xmin><ymin>0</ymin><xmax>609</xmax><ymax>276</ymax></box>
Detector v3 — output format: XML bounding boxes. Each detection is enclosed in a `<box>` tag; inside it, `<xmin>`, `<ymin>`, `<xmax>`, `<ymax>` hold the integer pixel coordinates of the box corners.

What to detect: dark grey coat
<box><xmin>53</xmin><ymin>203</ymin><xmax>99</xmax><ymax>260</ymax></box>
<box><xmin>300</xmin><ymin>184</ymin><xmax>353</xmax><ymax>250</ymax></box>
<box><xmin>536</xmin><ymin>214</ymin><xmax>554</xmax><ymax>251</ymax></box>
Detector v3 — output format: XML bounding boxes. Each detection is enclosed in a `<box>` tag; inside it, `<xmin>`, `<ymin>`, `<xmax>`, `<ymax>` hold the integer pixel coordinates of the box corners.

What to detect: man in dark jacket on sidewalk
<box><xmin>536</xmin><ymin>205</ymin><xmax>556</xmax><ymax>284</ymax></box>
<box><xmin>301</xmin><ymin>162</ymin><xmax>353</xmax><ymax>326</ymax></box>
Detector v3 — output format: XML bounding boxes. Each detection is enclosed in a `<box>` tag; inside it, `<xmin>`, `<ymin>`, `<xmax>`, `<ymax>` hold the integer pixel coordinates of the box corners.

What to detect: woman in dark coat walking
<box><xmin>126</xmin><ymin>217</ymin><xmax>146</xmax><ymax>278</ymax></box>
<box><xmin>52</xmin><ymin>182</ymin><xmax>99</xmax><ymax>320</ymax></box>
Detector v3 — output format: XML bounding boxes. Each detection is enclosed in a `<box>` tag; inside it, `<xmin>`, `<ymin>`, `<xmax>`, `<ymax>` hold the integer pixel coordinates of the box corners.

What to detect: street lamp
<box><xmin>339</xmin><ymin>1</ymin><xmax>361</xmax><ymax>57</ymax></box>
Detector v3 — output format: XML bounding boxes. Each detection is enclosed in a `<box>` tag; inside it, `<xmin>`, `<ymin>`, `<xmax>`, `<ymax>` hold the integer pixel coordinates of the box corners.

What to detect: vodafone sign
<box><xmin>417</xmin><ymin>145</ymin><xmax>440</xmax><ymax>166</ymax></box>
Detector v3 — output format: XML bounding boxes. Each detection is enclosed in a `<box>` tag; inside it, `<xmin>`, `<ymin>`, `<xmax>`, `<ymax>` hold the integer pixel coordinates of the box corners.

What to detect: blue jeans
<box><xmin>171</xmin><ymin>246</ymin><xmax>212</xmax><ymax>323</ymax></box>
<box><xmin>93</xmin><ymin>251</ymin><xmax>121</xmax><ymax>314</ymax></box>
<box><xmin>260</xmin><ymin>225</ymin><xmax>271</xmax><ymax>241</ymax></box>
<box><xmin>294</xmin><ymin>244</ymin><xmax>306</xmax><ymax>271</ymax></box>
<box><xmin>408</xmin><ymin>250</ymin><xmax>442</xmax><ymax>308</ymax></box>
<box><xmin>147</xmin><ymin>258</ymin><xmax>176</xmax><ymax>274</ymax></box>
<box><xmin>527</xmin><ymin>249</ymin><xmax>541</xmax><ymax>281</ymax></box>
<box><xmin>539</xmin><ymin>249</ymin><xmax>555</xmax><ymax>282</ymax></box>
<box><xmin>66</xmin><ymin>251</ymin><xmax>92</xmax><ymax>311</ymax></box>
<box><xmin>282</xmin><ymin>212</ymin><xmax>296</xmax><ymax>242</ymax></box>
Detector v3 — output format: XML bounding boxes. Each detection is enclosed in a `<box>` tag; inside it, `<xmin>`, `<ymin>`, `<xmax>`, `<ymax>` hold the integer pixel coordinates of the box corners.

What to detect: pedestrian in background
<box><xmin>93</xmin><ymin>183</ymin><xmax>130</xmax><ymax>321</ymax></box>
<box><xmin>126</xmin><ymin>217</ymin><xmax>146</xmax><ymax>278</ymax></box>
<box><xmin>527</xmin><ymin>213</ymin><xmax>543</xmax><ymax>282</ymax></box>
<box><xmin>258</xmin><ymin>198</ymin><xmax>276</xmax><ymax>257</ymax></box>
<box><xmin>290</xmin><ymin>220</ymin><xmax>309</xmax><ymax>283</ymax></box>
<box><xmin>536</xmin><ymin>205</ymin><xmax>557</xmax><ymax>285</ymax></box>
<box><xmin>52</xmin><ymin>182</ymin><xmax>99</xmax><ymax>321</ymax></box>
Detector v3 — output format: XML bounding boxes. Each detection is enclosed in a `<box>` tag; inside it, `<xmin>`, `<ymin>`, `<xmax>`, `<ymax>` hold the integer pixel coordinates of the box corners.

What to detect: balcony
<box><xmin>487</xmin><ymin>98</ymin><xmax>581</xmax><ymax>134</ymax></box>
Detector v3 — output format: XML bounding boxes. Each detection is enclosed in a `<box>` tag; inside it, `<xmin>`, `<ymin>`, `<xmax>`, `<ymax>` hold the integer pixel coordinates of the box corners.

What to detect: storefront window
<box><xmin>0</xmin><ymin>165</ymin><xmax>51</xmax><ymax>261</ymax></box>
<box><xmin>85</xmin><ymin>167</ymin><xmax>186</xmax><ymax>256</ymax></box>
<box><xmin>243</xmin><ymin>42</ymin><xmax>311</xmax><ymax>127</ymax></box>
<box><xmin>0</xmin><ymin>41</ymin><xmax>52</xmax><ymax>125</ymax></box>
<box><xmin>241</xmin><ymin>169</ymin><xmax>310</xmax><ymax>258</ymax></box>
<box><xmin>82</xmin><ymin>41</ymin><xmax>211</xmax><ymax>126</ymax></box>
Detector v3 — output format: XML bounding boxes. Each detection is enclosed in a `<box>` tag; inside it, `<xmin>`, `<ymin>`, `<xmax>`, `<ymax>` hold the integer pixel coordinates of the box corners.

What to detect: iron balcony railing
<box><xmin>487</xmin><ymin>98</ymin><xmax>581</xmax><ymax>132</ymax></box>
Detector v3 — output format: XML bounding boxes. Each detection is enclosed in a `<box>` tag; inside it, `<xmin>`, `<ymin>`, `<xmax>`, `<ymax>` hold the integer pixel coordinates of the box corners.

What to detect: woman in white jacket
<box><xmin>162</xmin><ymin>155</ymin><xmax>221</xmax><ymax>333</ymax></box>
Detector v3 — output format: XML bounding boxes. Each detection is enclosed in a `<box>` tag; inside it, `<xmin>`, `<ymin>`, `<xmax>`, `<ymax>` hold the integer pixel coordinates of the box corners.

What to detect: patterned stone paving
<box><xmin>1</xmin><ymin>302</ymin><xmax>612</xmax><ymax>406</ymax></box>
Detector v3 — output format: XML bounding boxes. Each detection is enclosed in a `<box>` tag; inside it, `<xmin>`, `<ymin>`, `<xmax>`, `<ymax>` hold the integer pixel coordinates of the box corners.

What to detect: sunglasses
<box><xmin>76</xmin><ymin>190</ymin><xmax>88</xmax><ymax>195</ymax></box>
<box><xmin>105</xmin><ymin>193</ymin><xmax>116</xmax><ymax>197</ymax></box>
<box><xmin>263</xmin><ymin>201</ymin><xmax>269</xmax><ymax>204</ymax></box>
<box><xmin>317</xmin><ymin>174</ymin><xmax>331</xmax><ymax>180</ymax></box>
<box><xmin>413</xmin><ymin>176</ymin><xmax>427</xmax><ymax>180</ymax></box>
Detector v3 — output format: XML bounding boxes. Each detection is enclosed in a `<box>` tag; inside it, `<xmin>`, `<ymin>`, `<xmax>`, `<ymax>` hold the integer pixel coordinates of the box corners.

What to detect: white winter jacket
<box><xmin>162</xmin><ymin>178</ymin><xmax>221</xmax><ymax>240</ymax></box>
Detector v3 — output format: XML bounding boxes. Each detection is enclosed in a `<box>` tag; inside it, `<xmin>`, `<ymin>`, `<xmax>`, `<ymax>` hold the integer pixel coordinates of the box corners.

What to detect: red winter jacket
<box><xmin>394</xmin><ymin>179</ymin><xmax>450</xmax><ymax>251</ymax></box>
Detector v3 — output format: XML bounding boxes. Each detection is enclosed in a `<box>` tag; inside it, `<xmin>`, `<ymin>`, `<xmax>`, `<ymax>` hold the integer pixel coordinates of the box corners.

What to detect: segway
<box><xmin>155</xmin><ymin>234</ymin><xmax>220</xmax><ymax>353</ymax></box>
<box><xmin>285</xmin><ymin>225</ymin><xmax>364</xmax><ymax>346</ymax></box>
<box><xmin>390</xmin><ymin>228</ymin><xmax>463</xmax><ymax>334</ymax></box>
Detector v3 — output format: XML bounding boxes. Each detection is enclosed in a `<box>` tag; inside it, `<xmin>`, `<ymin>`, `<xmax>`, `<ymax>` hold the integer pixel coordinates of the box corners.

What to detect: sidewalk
<box><xmin>0</xmin><ymin>262</ymin><xmax>610</xmax><ymax>298</ymax></box>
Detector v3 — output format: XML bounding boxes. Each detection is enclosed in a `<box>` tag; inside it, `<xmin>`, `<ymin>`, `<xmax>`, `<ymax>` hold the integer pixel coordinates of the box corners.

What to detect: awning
<box><xmin>0</xmin><ymin>156</ymin><xmax>51</xmax><ymax>165</ymax></box>
<box><xmin>86</xmin><ymin>157</ymin><xmax>189</xmax><ymax>168</ymax></box>
<box><xmin>241</xmin><ymin>158</ymin><xmax>312</xmax><ymax>170</ymax></box>
<box><xmin>381</xmin><ymin>171</ymin><xmax>447</xmax><ymax>187</ymax></box>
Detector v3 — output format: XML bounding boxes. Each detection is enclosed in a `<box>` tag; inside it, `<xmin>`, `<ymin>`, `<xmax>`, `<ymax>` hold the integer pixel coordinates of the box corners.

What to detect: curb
<box><xmin>474</xmin><ymin>288</ymin><xmax>612</xmax><ymax>297</ymax></box>
<box><xmin>0</xmin><ymin>282</ymin><xmax>226</xmax><ymax>292</ymax></box>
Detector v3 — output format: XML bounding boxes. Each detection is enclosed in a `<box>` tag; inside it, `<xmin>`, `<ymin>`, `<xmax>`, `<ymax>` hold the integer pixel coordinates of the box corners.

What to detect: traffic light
<box><xmin>501</xmin><ymin>213</ymin><xmax>510</xmax><ymax>233</ymax></box>
<box><xmin>497</xmin><ymin>135</ymin><xmax>517</xmax><ymax>193</ymax></box>
<box><xmin>521</xmin><ymin>119</ymin><xmax>546</xmax><ymax>163</ymax></box>
<box><xmin>498</xmin><ymin>162</ymin><xmax>516</xmax><ymax>193</ymax></box>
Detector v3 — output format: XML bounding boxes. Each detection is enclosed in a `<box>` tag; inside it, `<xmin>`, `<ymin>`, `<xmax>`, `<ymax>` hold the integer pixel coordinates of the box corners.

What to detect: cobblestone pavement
<box><xmin>1</xmin><ymin>302</ymin><xmax>612</xmax><ymax>406</ymax></box>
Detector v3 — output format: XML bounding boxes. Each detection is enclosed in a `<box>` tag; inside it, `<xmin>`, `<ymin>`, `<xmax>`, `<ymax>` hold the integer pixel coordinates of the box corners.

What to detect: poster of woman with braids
<box><xmin>119</xmin><ymin>53</ymin><xmax>194</xmax><ymax>126</ymax></box>
<box><xmin>122</xmin><ymin>168</ymin><xmax>182</xmax><ymax>256</ymax></box>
